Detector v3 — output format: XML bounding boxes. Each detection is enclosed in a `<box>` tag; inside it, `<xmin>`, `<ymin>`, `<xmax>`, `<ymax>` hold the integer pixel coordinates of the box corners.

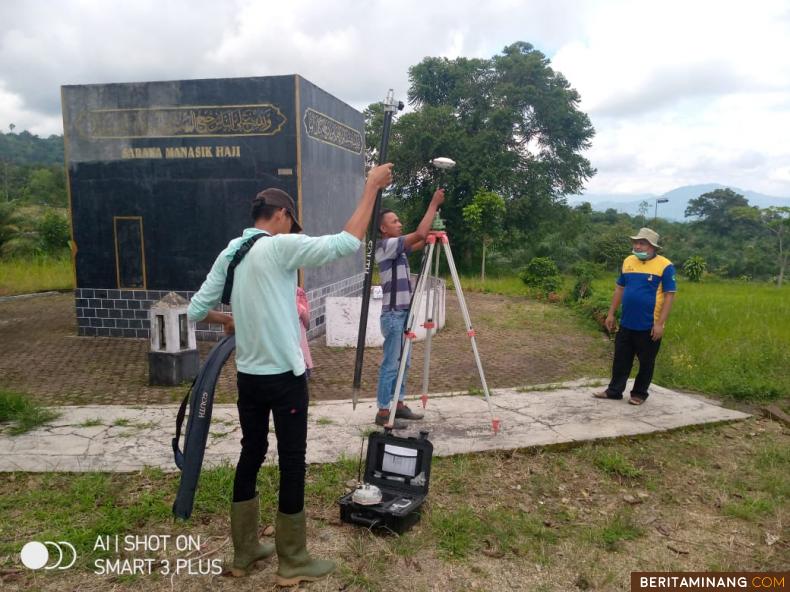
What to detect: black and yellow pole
<box><xmin>352</xmin><ymin>90</ymin><xmax>403</xmax><ymax>409</ymax></box>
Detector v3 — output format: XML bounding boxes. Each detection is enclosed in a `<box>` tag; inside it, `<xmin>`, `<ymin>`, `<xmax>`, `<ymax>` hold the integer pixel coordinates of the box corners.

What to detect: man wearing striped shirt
<box><xmin>374</xmin><ymin>188</ymin><xmax>445</xmax><ymax>428</ymax></box>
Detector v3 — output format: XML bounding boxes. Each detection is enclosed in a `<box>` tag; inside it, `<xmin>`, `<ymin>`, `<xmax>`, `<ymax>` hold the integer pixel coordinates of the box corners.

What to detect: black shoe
<box><xmin>374</xmin><ymin>412</ymin><xmax>407</xmax><ymax>429</ymax></box>
<box><xmin>395</xmin><ymin>404</ymin><xmax>424</xmax><ymax>420</ymax></box>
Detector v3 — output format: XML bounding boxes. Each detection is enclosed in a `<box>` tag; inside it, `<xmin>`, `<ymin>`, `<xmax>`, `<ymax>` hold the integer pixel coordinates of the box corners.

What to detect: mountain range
<box><xmin>568</xmin><ymin>184</ymin><xmax>790</xmax><ymax>221</ymax></box>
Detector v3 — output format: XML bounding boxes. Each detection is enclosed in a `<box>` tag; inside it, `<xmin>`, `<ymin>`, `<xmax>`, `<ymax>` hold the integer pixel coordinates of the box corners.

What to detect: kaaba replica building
<box><xmin>61</xmin><ymin>75</ymin><xmax>366</xmax><ymax>339</ymax></box>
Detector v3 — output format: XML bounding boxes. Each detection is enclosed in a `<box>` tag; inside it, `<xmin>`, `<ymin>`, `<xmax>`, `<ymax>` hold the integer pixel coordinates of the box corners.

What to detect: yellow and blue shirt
<box><xmin>617</xmin><ymin>254</ymin><xmax>677</xmax><ymax>331</ymax></box>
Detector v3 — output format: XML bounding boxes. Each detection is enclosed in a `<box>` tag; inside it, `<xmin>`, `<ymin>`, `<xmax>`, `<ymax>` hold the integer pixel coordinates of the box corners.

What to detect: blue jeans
<box><xmin>376</xmin><ymin>309</ymin><xmax>411</xmax><ymax>409</ymax></box>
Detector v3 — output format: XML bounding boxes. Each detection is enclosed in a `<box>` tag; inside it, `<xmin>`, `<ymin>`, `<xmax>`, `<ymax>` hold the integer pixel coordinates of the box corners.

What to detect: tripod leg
<box><xmin>440</xmin><ymin>239</ymin><xmax>501</xmax><ymax>433</ymax></box>
<box><xmin>385</xmin><ymin>242</ymin><xmax>433</xmax><ymax>427</ymax></box>
<box><xmin>420</xmin><ymin>240</ymin><xmax>441</xmax><ymax>408</ymax></box>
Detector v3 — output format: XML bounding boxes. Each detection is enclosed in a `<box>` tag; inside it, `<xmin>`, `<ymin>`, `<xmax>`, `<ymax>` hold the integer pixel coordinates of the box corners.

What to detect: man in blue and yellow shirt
<box><xmin>595</xmin><ymin>228</ymin><xmax>677</xmax><ymax>405</ymax></box>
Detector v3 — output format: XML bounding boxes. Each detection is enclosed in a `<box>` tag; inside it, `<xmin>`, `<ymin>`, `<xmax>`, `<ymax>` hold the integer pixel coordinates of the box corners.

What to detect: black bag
<box><xmin>338</xmin><ymin>430</ymin><xmax>433</xmax><ymax>534</ymax></box>
<box><xmin>172</xmin><ymin>335</ymin><xmax>236</xmax><ymax>520</ymax></box>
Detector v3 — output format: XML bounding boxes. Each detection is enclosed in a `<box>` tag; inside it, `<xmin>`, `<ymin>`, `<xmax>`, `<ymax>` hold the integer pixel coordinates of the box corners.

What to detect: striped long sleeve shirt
<box><xmin>376</xmin><ymin>236</ymin><xmax>412</xmax><ymax>312</ymax></box>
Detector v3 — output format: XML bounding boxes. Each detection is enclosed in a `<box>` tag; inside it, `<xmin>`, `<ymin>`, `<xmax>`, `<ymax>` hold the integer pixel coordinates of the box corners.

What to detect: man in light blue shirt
<box><xmin>188</xmin><ymin>163</ymin><xmax>392</xmax><ymax>586</ymax></box>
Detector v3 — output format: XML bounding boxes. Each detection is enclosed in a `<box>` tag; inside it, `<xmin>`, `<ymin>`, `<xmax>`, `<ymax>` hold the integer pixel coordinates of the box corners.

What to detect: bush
<box><xmin>592</xmin><ymin>229</ymin><xmax>632</xmax><ymax>271</ymax></box>
<box><xmin>571</xmin><ymin>261</ymin><xmax>601</xmax><ymax>301</ymax></box>
<box><xmin>38</xmin><ymin>210</ymin><xmax>70</xmax><ymax>255</ymax></box>
<box><xmin>520</xmin><ymin>257</ymin><xmax>561</xmax><ymax>295</ymax></box>
<box><xmin>682</xmin><ymin>256</ymin><xmax>707</xmax><ymax>282</ymax></box>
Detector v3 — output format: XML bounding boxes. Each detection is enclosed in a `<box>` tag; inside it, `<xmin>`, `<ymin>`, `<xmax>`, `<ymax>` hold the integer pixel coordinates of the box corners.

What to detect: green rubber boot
<box><xmin>229</xmin><ymin>494</ymin><xmax>275</xmax><ymax>577</ymax></box>
<box><xmin>275</xmin><ymin>510</ymin><xmax>336</xmax><ymax>586</ymax></box>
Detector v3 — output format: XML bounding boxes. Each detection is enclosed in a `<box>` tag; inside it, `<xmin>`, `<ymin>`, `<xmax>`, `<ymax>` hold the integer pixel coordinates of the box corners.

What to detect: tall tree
<box><xmin>684</xmin><ymin>188</ymin><xmax>755</xmax><ymax>234</ymax></box>
<box><xmin>734</xmin><ymin>206</ymin><xmax>790</xmax><ymax>286</ymax></box>
<box><xmin>366</xmin><ymin>42</ymin><xmax>595</xmax><ymax>268</ymax></box>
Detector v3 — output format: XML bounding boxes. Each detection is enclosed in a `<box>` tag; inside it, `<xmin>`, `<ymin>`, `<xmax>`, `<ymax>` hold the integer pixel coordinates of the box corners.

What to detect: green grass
<box><xmin>722</xmin><ymin>496</ymin><xmax>775</xmax><ymax>521</ymax></box>
<box><xmin>587</xmin><ymin>510</ymin><xmax>643</xmax><ymax>551</ymax></box>
<box><xmin>718</xmin><ymin>441</ymin><xmax>789</xmax><ymax>522</ymax></box>
<box><xmin>454</xmin><ymin>275</ymin><xmax>529</xmax><ymax>297</ymax></box>
<box><xmin>429</xmin><ymin>505</ymin><xmax>558</xmax><ymax>561</ymax></box>
<box><xmin>1</xmin><ymin>420</ymin><xmax>787</xmax><ymax>583</ymax></box>
<box><xmin>628</xmin><ymin>279</ymin><xmax>789</xmax><ymax>400</ymax></box>
<box><xmin>305</xmin><ymin>455</ymin><xmax>358</xmax><ymax>506</ymax></box>
<box><xmin>79</xmin><ymin>418</ymin><xmax>103</xmax><ymax>427</ymax></box>
<box><xmin>430</xmin><ymin>506</ymin><xmax>482</xmax><ymax>558</ymax></box>
<box><xmin>568</xmin><ymin>275</ymin><xmax>790</xmax><ymax>401</ymax></box>
<box><xmin>592</xmin><ymin>450</ymin><xmax>643</xmax><ymax>479</ymax></box>
<box><xmin>0</xmin><ymin>390</ymin><xmax>60</xmax><ymax>435</ymax></box>
<box><xmin>0</xmin><ymin>255</ymin><xmax>73</xmax><ymax>296</ymax></box>
<box><xmin>463</xmin><ymin>273</ymin><xmax>790</xmax><ymax>399</ymax></box>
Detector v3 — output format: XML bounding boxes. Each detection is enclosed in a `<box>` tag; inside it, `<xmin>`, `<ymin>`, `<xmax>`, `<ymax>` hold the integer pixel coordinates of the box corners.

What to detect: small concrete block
<box><xmin>148</xmin><ymin>349</ymin><xmax>199</xmax><ymax>386</ymax></box>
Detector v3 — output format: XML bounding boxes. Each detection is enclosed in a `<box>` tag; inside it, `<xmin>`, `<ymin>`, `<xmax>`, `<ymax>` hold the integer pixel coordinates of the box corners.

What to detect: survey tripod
<box><xmin>384</xmin><ymin>213</ymin><xmax>501</xmax><ymax>434</ymax></box>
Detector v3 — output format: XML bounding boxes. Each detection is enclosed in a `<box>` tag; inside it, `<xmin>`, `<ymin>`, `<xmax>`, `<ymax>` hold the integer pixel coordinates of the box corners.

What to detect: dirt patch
<box><xmin>0</xmin><ymin>292</ymin><xmax>611</xmax><ymax>406</ymax></box>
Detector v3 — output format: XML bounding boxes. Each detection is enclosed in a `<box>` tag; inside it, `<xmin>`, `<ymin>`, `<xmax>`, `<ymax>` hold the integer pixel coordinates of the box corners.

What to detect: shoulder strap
<box><xmin>221</xmin><ymin>232</ymin><xmax>268</xmax><ymax>305</ymax></box>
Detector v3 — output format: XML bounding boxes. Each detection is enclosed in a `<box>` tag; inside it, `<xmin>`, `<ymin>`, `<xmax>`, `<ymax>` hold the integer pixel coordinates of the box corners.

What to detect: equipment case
<box><xmin>338</xmin><ymin>430</ymin><xmax>433</xmax><ymax>534</ymax></box>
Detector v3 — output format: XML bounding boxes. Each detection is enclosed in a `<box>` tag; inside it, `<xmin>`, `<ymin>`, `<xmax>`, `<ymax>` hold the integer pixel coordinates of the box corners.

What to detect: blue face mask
<box><xmin>632</xmin><ymin>250</ymin><xmax>650</xmax><ymax>261</ymax></box>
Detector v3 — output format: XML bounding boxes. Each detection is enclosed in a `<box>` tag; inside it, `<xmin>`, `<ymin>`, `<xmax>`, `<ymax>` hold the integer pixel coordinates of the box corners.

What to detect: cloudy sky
<box><xmin>1</xmin><ymin>0</ymin><xmax>789</xmax><ymax>197</ymax></box>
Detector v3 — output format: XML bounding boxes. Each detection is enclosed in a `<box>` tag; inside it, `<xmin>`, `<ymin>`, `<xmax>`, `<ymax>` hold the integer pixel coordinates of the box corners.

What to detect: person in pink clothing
<box><xmin>296</xmin><ymin>287</ymin><xmax>313</xmax><ymax>379</ymax></box>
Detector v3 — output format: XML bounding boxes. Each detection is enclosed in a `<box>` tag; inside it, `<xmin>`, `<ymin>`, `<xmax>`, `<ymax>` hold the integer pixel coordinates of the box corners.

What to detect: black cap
<box><xmin>254</xmin><ymin>188</ymin><xmax>302</xmax><ymax>233</ymax></box>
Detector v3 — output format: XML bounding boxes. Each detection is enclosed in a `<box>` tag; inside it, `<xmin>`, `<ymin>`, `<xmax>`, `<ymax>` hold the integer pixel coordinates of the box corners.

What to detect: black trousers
<box><xmin>606</xmin><ymin>327</ymin><xmax>662</xmax><ymax>400</ymax></box>
<box><xmin>233</xmin><ymin>370</ymin><xmax>309</xmax><ymax>514</ymax></box>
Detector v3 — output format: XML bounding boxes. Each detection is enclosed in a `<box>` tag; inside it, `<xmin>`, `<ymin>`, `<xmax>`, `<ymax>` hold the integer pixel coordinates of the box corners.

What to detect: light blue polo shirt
<box><xmin>188</xmin><ymin>228</ymin><xmax>361</xmax><ymax>375</ymax></box>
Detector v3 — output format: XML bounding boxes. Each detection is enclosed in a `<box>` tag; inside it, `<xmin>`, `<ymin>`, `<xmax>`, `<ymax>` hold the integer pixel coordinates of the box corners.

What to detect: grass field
<box><xmin>0</xmin><ymin>256</ymin><xmax>73</xmax><ymax>296</ymax></box>
<box><xmin>461</xmin><ymin>275</ymin><xmax>790</xmax><ymax>401</ymax></box>
<box><xmin>0</xmin><ymin>417</ymin><xmax>786</xmax><ymax>590</ymax></box>
<box><xmin>587</xmin><ymin>278</ymin><xmax>790</xmax><ymax>401</ymax></box>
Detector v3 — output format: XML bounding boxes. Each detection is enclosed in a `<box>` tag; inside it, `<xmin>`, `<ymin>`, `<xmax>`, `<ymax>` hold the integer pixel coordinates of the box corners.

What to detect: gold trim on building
<box><xmin>302</xmin><ymin>107</ymin><xmax>363</xmax><ymax>154</ymax></box>
<box><xmin>75</xmin><ymin>104</ymin><xmax>288</xmax><ymax>139</ymax></box>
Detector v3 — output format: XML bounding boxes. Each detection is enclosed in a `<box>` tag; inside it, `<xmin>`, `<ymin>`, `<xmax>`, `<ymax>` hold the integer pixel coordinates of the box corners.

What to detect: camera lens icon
<box><xmin>20</xmin><ymin>541</ymin><xmax>77</xmax><ymax>570</ymax></box>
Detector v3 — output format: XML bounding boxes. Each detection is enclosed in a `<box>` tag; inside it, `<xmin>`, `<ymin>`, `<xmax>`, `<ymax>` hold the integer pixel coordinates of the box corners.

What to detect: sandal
<box><xmin>628</xmin><ymin>397</ymin><xmax>646</xmax><ymax>406</ymax></box>
<box><xmin>593</xmin><ymin>391</ymin><xmax>623</xmax><ymax>400</ymax></box>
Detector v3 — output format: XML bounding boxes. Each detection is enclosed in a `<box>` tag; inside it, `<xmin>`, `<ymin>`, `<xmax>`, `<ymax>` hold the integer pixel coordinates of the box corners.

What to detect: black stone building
<box><xmin>61</xmin><ymin>75</ymin><xmax>366</xmax><ymax>339</ymax></box>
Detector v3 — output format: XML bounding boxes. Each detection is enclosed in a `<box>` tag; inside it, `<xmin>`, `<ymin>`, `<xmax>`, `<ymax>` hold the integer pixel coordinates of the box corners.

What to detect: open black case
<box><xmin>338</xmin><ymin>430</ymin><xmax>433</xmax><ymax>533</ymax></box>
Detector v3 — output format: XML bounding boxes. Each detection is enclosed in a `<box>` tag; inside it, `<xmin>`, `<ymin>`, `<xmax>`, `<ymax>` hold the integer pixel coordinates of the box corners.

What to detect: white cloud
<box><xmin>0</xmin><ymin>82</ymin><xmax>61</xmax><ymax>136</ymax></box>
<box><xmin>0</xmin><ymin>0</ymin><xmax>590</xmax><ymax>122</ymax></box>
<box><xmin>1</xmin><ymin>0</ymin><xmax>789</xmax><ymax>196</ymax></box>
<box><xmin>551</xmin><ymin>0</ymin><xmax>790</xmax><ymax>196</ymax></box>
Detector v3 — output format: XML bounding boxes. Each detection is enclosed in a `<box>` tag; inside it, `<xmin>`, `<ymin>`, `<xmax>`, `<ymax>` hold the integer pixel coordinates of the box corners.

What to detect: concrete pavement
<box><xmin>0</xmin><ymin>379</ymin><xmax>749</xmax><ymax>472</ymax></box>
